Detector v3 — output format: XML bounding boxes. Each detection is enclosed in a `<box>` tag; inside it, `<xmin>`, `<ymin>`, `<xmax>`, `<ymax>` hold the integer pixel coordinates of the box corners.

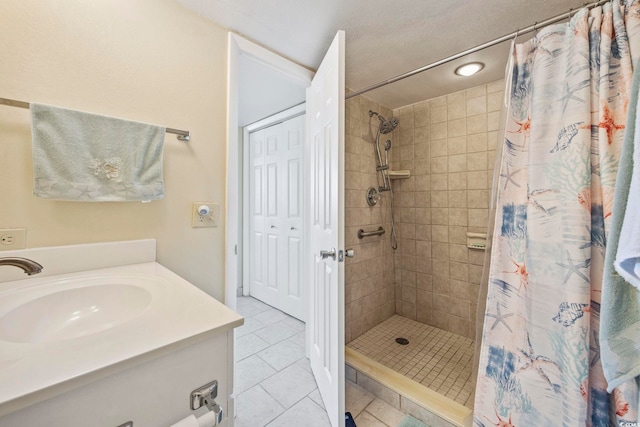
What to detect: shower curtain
<box><xmin>474</xmin><ymin>1</ymin><xmax>640</xmax><ymax>426</ymax></box>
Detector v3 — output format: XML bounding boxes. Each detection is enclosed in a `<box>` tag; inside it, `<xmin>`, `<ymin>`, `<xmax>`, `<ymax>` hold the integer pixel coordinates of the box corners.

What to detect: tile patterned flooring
<box><xmin>347</xmin><ymin>315</ymin><xmax>475</xmax><ymax>407</ymax></box>
<box><xmin>235</xmin><ymin>296</ymin><xmax>405</xmax><ymax>427</ymax></box>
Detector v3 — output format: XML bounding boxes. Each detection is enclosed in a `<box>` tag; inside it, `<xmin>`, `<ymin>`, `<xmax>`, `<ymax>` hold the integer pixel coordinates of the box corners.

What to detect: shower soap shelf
<box><xmin>388</xmin><ymin>170</ymin><xmax>410</xmax><ymax>179</ymax></box>
<box><xmin>467</xmin><ymin>232</ymin><xmax>487</xmax><ymax>250</ymax></box>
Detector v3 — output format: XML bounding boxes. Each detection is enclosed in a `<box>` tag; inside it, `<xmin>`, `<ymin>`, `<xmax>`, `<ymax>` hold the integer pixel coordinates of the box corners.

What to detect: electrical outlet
<box><xmin>192</xmin><ymin>202</ymin><xmax>220</xmax><ymax>228</ymax></box>
<box><xmin>0</xmin><ymin>228</ymin><xmax>26</xmax><ymax>251</ymax></box>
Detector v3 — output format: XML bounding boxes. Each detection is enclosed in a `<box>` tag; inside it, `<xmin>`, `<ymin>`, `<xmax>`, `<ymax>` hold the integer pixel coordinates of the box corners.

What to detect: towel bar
<box><xmin>358</xmin><ymin>227</ymin><xmax>385</xmax><ymax>239</ymax></box>
<box><xmin>0</xmin><ymin>96</ymin><xmax>190</xmax><ymax>141</ymax></box>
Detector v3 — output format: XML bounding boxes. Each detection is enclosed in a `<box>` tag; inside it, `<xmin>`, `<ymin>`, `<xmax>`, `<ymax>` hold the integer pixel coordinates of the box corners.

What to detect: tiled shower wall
<box><xmin>344</xmin><ymin>92</ymin><xmax>396</xmax><ymax>343</ymax></box>
<box><xmin>390</xmin><ymin>80</ymin><xmax>504</xmax><ymax>339</ymax></box>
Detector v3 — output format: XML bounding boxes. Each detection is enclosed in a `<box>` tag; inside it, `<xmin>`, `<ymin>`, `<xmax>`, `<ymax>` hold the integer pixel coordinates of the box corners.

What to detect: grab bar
<box><xmin>357</xmin><ymin>227</ymin><xmax>385</xmax><ymax>239</ymax></box>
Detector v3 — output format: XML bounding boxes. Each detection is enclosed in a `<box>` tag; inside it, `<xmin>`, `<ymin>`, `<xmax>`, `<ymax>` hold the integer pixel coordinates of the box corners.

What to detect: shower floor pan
<box><xmin>346</xmin><ymin>315</ymin><xmax>474</xmax><ymax>427</ymax></box>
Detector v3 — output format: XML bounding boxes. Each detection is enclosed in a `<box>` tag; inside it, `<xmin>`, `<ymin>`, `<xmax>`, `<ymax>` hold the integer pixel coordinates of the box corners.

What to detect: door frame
<box><xmin>225</xmin><ymin>33</ymin><xmax>313</xmax><ymax>312</ymax></box>
<box><xmin>242</xmin><ymin>103</ymin><xmax>306</xmax><ymax>306</ymax></box>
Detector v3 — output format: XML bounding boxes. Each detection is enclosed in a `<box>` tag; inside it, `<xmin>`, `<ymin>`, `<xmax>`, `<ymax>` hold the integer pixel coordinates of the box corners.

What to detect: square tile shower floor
<box><xmin>347</xmin><ymin>315</ymin><xmax>475</xmax><ymax>407</ymax></box>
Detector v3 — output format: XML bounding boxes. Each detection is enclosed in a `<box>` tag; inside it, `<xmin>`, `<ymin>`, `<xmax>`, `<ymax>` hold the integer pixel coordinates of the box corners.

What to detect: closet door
<box><xmin>278</xmin><ymin>115</ymin><xmax>304</xmax><ymax>319</ymax></box>
<box><xmin>248</xmin><ymin>115</ymin><xmax>304</xmax><ymax>320</ymax></box>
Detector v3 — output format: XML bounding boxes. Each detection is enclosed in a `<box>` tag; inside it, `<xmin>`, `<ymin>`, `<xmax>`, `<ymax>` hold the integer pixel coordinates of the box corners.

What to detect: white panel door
<box><xmin>280</xmin><ymin>115</ymin><xmax>305</xmax><ymax>318</ymax></box>
<box><xmin>248</xmin><ymin>115</ymin><xmax>305</xmax><ymax>320</ymax></box>
<box><xmin>306</xmin><ymin>31</ymin><xmax>345</xmax><ymax>427</ymax></box>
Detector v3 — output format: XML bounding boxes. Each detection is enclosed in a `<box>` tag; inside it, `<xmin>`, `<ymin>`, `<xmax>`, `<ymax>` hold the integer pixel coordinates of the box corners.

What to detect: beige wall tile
<box><xmin>415</xmin><ymin>191</ymin><xmax>430</xmax><ymax>207</ymax></box>
<box><xmin>449</xmin><ymin>226</ymin><xmax>468</xmax><ymax>245</ymax></box>
<box><xmin>432</xmin><ymin>259</ymin><xmax>450</xmax><ymax>277</ymax></box>
<box><xmin>414</xmin><ymin>126</ymin><xmax>430</xmax><ymax>144</ymax></box>
<box><xmin>448</xmin><ymin>190</ymin><xmax>467</xmax><ymax>208</ymax></box>
<box><xmin>468</xmin><ymin>249</ymin><xmax>485</xmax><ymax>266</ymax></box>
<box><xmin>469</xmin><ymin>264</ymin><xmax>484</xmax><ymax>285</ymax></box>
<box><xmin>431</xmin><ymin>138</ymin><xmax>447</xmax><ymax>157</ymax></box>
<box><xmin>467</xmin><ymin>96</ymin><xmax>487</xmax><ymax>116</ymax></box>
<box><xmin>450</xmin><ymin>279</ymin><xmax>471</xmax><ymax>296</ymax></box>
<box><xmin>447</xmin><ymin>136</ymin><xmax>467</xmax><ymax>155</ymax></box>
<box><xmin>448</xmin><ymin>172</ymin><xmax>467</xmax><ymax>190</ymax></box>
<box><xmin>450</xmin><ymin>262</ymin><xmax>469</xmax><ymax>281</ymax></box>
<box><xmin>400</xmin><ymin>129</ymin><xmax>414</xmax><ymax>146</ymax></box>
<box><xmin>467</xmin><ymin>152</ymin><xmax>487</xmax><ymax>171</ymax></box>
<box><xmin>415</xmin><ymin>208</ymin><xmax>431</xmax><ymax>224</ymax></box>
<box><xmin>448</xmin><ymin>154</ymin><xmax>467</xmax><ymax>172</ymax></box>
<box><xmin>414</xmin><ymin>142</ymin><xmax>430</xmax><ymax>159</ymax></box>
<box><xmin>399</xmin><ymin>145</ymin><xmax>414</xmax><ymax>161</ymax></box>
<box><xmin>467</xmin><ymin>171</ymin><xmax>488</xmax><ymax>190</ymax></box>
<box><xmin>468</xmin><ymin>208</ymin><xmax>488</xmax><ymax>228</ymax></box>
<box><xmin>431</xmin><ymin>173</ymin><xmax>448</xmax><ymax>190</ymax></box>
<box><xmin>432</xmin><ymin>243</ymin><xmax>450</xmax><ymax>262</ymax></box>
<box><xmin>417</xmin><ymin>273</ymin><xmax>433</xmax><ymax>291</ymax></box>
<box><xmin>352</xmin><ymin>81</ymin><xmax>498</xmax><ymax>339</ymax></box>
<box><xmin>467</xmin><ymin>114</ymin><xmax>488</xmax><ymax>134</ymax></box>
<box><xmin>416</xmin><ymin>224</ymin><xmax>431</xmax><ymax>241</ymax></box>
<box><xmin>433</xmin><ymin>275</ymin><xmax>450</xmax><ymax>294</ymax></box>
<box><xmin>448</xmin><ymin>118</ymin><xmax>466</xmax><ymax>137</ymax></box>
<box><xmin>415</xmin><ymin>109</ymin><xmax>430</xmax><ymax>128</ymax></box>
<box><xmin>447</xmin><ymin>92</ymin><xmax>466</xmax><ymax>120</ymax></box>
<box><xmin>468</xmin><ymin>189</ymin><xmax>489</xmax><ymax>209</ymax></box>
<box><xmin>430</xmin><ymin>96</ymin><xmax>447</xmax><ymax>108</ymax></box>
<box><xmin>415</xmin><ymin>240</ymin><xmax>432</xmax><ymax>258</ymax></box>
<box><xmin>432</xmin><ymin>225</ymin><xmax>449</xmax><ymax>242</ymax></box>
<box><xmin>431</xmin><ymin>208</ymin><xmax>449</xmax><ymax>225</ymax></box>
<box><xmin>467</xmin><ymin>133</ymin><xmax>488</xmax><ymax>153</ymax></box>
<box><xmin>431</xmin><ymin>191</ymin><xmax>448</xmax><ymax>208</ymax></box>
<box><xmin>450</xmin><ymin>298</ymin><xmax>470</xmax><ymax>319</ymax></box>
<box><xmin>487</xmin><ymin>79</ymin><xmax>505</xmax><ymax>93</ymax></box>
<box><xmin>414</xmin><ymin>158</ymin><xmax>430</xmax><ymax>175</ymax></box>
<box><xmin>466</xmin><ymin>85</ymin><xmax>486</xmax><ymax>99</ymax></box>
<box><xmin>487</xmin><ymin>91</ymin><xmax>503</xmax><ymax>113</ymax></box>
<box><xmin>450</xmin><ymin>244</ymin><xmax>469</xmax><ymax>263</ymax></box>
<box><xmin>449</xmin><ymin>208</ymin><xmax>468</xmax><ymax>226</ymax></box>
<box><xmin>431</xmin><ymin>157</ymin><xmax>448</xmax><ymax>174</ymax></box>
<box><xmin>415</xmin><ymin>175</ymin><xmax>430</xmax><ymax>191</ymax></box>
<box><xmin>431</xmin><ymin>105</ymin><xmax>447</xmax><ymax>124</ymax></box>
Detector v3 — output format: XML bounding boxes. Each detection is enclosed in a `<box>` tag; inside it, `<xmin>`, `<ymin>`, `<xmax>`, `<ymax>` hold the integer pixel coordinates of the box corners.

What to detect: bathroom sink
<box><xmin>0</xmin><ymin>281</ymin><xmax>152</xmax><ymax>343</ymax></box>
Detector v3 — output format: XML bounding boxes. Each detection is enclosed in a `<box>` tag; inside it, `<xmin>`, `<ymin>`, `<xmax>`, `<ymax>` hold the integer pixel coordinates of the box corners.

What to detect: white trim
<box><xmin>225</xmin><ymin>33</ymin><xmax>240</xmax><ymax>311</ymax></box>
<box><xmin>233</xmin><ymin>35</ymin><xmax>314</xmax><ymax>87</ymax></box>
<box><xmin>225</xmin><ymin>33</ymin><xmax>313</xmax><ymax>311</ymax></box>
<box><xmin>245</xmin><ymin>103</ymin><xmax>306</xmax><ymax>133</ymax></box>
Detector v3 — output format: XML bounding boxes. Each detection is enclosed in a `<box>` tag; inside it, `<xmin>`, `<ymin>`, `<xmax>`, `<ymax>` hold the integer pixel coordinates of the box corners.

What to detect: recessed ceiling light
<box><xmin>455</xmin><ymin>62</ymin><xmax>484</xmax><ymax>77</ymax></box>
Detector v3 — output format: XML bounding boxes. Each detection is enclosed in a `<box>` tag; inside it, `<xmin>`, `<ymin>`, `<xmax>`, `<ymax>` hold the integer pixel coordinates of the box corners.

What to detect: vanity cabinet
<box><xmin>0</xmin><ymin>332</ymin><xmax>234</xmax><ymax>427</ymax></box>
<box><xmin>0</xmin><ymin>240</ymin><xmax>243</xmax><ymax>427</ymax></box>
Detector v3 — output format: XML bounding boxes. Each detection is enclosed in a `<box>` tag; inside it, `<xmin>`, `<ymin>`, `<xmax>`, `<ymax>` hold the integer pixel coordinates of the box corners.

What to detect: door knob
<box><xmin>320</xmin><ymin>248</ymin><xmax>336</xmax><ymax>260</ymax></box>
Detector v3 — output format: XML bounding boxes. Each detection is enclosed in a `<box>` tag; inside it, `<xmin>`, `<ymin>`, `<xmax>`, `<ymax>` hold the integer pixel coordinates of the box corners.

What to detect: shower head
<box><xmin>370</xmin><ymin>110</ymin><xmax>399</xmax><ymax>134</ymax></box>
<box><xmin>379</xmin><ymin>116</ymin><xmax>399</xmax><ymax>134</ymax></box>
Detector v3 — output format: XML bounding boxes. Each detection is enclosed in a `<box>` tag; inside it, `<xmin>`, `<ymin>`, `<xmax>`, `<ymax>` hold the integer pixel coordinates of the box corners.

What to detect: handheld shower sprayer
<box><xmin>369</xmin><ymin>110</ymin><xmax>400</xmax><ymax>251</ymax></box>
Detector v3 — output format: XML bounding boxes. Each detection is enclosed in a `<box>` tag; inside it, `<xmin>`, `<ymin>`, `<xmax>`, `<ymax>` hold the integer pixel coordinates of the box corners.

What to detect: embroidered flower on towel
<box><xmin>89</xmin><ymin>157</ymin><xmax>122</xmax><ymax>180</ymax></box>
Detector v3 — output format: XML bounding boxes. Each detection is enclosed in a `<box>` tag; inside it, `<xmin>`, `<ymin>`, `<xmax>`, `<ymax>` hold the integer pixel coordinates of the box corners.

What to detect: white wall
<box><xmin>0</xmin><ymin>0</ymin><xmax>229</xmax><ymax>300</ymax></box>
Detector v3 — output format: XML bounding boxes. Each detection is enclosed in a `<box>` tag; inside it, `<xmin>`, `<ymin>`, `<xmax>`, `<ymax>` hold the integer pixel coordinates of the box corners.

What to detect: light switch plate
<box><xmin>192</xmin><ymin>203</ymin><xmax>219</xmax><ymax>228</ymax></box>
<box><xmin>0</xmin><ymin>228</ymin><xmax>26</xmax><ymax>251</ymax></box>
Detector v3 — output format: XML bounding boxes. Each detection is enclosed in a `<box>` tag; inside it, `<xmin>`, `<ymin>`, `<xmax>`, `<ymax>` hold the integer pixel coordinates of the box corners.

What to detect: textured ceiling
<box><xmin>177</xmin><ymin>0</ymin><xmax>591</xmax><ymax>109</ymax></box>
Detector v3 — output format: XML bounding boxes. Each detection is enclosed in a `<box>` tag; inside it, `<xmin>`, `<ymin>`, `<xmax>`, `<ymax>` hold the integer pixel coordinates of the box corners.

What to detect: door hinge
<box><xmin>235</xmin><ymin>244</ymin><xmax>238</xmax><ymax>255</ymax></box>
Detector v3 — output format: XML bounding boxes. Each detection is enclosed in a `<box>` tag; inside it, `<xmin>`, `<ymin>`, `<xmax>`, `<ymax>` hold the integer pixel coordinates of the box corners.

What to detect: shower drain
<box><xmin>395</xmin><ymin>337</ymin><xmax>409</xmax><ymax>345</ymax></box>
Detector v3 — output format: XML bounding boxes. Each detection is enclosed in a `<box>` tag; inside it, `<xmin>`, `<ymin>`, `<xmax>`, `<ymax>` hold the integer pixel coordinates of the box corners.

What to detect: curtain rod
<box><xmin>346</xmin><ymin>0</ymin><xmax>611</xmax><ymax>99</ymax></box>
<box><xmin>0</xmin><ymin>96</ymin><xmax>190</xmax><ymax>141</ymax></box>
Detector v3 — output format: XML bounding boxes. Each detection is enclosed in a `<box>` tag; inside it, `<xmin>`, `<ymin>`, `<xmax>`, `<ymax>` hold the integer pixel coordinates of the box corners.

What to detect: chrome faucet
<box><xmin>0</xmin><ymin>257</ymin><xmax>43</xmax><ymax>275</ymax></box>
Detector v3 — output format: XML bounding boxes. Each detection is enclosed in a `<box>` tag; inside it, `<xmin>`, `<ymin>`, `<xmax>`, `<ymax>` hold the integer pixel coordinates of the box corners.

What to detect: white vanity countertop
<box><xmin>0</xmin><ymin>261</ymin><xmax>244</xmax><ymax>417</ymax></box>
